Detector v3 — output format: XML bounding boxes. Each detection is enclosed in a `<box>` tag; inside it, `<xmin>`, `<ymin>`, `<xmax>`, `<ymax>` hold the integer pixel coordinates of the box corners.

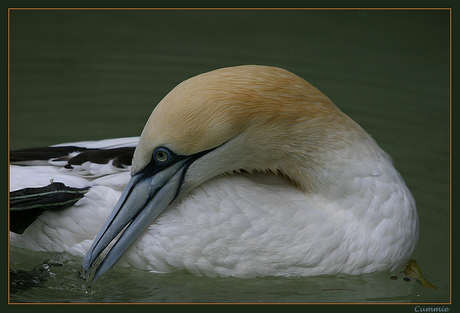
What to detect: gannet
<box><xmin>10</xmin><ymin>65</ymin><xmax>419</xmax><ymax>281</ymax></box>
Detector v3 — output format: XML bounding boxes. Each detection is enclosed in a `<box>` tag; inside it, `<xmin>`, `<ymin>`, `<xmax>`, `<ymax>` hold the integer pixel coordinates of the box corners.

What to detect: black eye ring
<box><xmin>153</xmin><ymin>147</ymin><xmax>172</xmax><ymax>164</ymax></box>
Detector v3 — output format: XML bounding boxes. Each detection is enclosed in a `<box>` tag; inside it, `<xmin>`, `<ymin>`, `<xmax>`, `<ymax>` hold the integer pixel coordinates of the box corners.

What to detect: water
<box><xmin>9</xmin><ymin>9</ymin><xmax>450</xmax><ymax>303</ymax></box>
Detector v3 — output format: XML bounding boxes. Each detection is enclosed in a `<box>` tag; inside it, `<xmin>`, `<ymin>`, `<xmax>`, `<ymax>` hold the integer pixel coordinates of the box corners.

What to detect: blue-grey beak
<box><xmin>81</xmin><ymin>159</ymin><xmax>188</xmax><ymax>282</ymax></box>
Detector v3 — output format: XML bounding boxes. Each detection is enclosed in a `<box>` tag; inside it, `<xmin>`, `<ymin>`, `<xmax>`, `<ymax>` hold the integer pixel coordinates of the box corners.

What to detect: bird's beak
<box><xmin>81</xmin><ymin>159</ymin><xmax>189</xmax><ymax>282</ymax></box>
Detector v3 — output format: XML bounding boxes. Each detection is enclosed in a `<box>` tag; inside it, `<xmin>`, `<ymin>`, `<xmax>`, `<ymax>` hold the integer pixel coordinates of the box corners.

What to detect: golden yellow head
<box><xmin>132</xmin><ymin>65</ymin><xmax>367</xmax><ymax>190</ymax></box>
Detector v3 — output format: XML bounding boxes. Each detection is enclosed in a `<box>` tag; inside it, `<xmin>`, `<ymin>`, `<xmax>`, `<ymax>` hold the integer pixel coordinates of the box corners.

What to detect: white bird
<box><xmin>9</xmin><ymin>65</ymin><xmax>419</xmax><ymax>281</ymax></box>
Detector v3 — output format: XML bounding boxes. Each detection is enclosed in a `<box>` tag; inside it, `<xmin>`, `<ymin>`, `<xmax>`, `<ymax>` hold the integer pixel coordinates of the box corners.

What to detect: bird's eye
<box><xmin>153</xmin><ymin>147</ymin><xmax>170</xmax><ymax>164</ymax></box>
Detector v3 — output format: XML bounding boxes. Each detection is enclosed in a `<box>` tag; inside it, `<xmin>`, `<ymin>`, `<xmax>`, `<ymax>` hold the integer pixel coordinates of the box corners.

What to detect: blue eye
<box><xmin>153</xmin><ymin>147</ymin><xmax>171</xmax><ymax>164</ymax></box>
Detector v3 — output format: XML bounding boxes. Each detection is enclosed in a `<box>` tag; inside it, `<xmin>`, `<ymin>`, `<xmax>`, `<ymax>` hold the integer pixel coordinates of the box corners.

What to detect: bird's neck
<box><xmin>281</xmin><ymin>132</ymin><xmax>396</xmax><ymax>197</ymax></box>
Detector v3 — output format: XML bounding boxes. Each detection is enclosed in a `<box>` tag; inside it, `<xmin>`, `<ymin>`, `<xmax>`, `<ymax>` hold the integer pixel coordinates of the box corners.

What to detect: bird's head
<box><xmin>82</xmin><ymin>65</ymin><xmax>365</xmax><ymax>281</ymax></box>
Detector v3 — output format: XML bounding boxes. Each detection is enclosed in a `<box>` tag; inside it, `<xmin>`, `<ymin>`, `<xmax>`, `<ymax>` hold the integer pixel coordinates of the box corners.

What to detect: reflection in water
<box><xmin>10</xmin><ymin>248</ymin><xmax>417</xmax><ymax>303</ymax></box>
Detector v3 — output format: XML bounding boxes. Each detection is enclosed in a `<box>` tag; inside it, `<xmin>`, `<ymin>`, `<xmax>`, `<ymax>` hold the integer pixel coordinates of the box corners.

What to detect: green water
<box><xmin>9</xmin><ymin>9</ymin><xmax>450</xmax><ymax>303</ymax></box>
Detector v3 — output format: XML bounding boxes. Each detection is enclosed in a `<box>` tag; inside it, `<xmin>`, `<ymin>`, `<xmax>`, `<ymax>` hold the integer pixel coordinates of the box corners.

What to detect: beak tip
<box><xmin>78</xmin><ymin>259</ymin><xmax>104</xmax><ymax>283</ymax></box>
<box><xmin>78</xmin><ymin>265</ymin><xmax>94</xmax><ymax>283</ymax></box>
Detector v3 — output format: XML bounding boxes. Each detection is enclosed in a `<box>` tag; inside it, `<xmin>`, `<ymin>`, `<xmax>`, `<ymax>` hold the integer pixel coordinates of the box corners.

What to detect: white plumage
<box><xmin>10</xmin><ymin>65</ymin><xmax>419</xmax><ymax>279</ymax></box>
<box><xmin>10</xmin><ymin>137</ymin><xmax>138</xmax><ymax>253</ymax></box>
